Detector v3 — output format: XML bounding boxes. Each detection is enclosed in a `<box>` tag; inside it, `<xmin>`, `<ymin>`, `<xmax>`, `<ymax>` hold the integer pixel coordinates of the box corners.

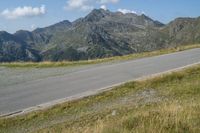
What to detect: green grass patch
<box><xmin>0</xmin><ymin>64</ymin><xmax>200</xmax><ymax>132</ymax></box>
<box><xmin>1</xmin><ymin>44</ymin><xmax>200</xmax><ymax>68</ymax></box>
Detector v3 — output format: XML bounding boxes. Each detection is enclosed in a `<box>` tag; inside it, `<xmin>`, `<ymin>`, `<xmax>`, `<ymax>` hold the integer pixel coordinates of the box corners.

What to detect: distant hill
<box><xmin>0</xmin><ymin>31</ymin><xmax>40</xmax><ymax>62</ymax></box>
<box><xmin>163</xmin><ymin>17</ymin><xmax>200</xmax><ymax>45</ymax></box>
<box><xmin>0</xmin><ymin>9</ymin><xmax>200</xmax><ymax>62</ymax></box>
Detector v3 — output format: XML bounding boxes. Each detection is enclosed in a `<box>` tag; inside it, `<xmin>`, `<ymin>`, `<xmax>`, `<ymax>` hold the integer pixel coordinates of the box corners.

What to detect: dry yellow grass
<box><xmin>1</xmin><ymin>64</ymin><xmax>200</xmax><ymax>133</ymax></box>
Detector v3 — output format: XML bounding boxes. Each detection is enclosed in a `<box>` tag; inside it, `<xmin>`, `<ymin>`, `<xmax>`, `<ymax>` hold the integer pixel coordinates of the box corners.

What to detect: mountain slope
<box><xmin>0</xmin><ymin>9</ymin><xmax>200</xmax><ymax>62</ymax></box>
<box><xmin>39</xmin><ymin>9</ymin><xmax>166</xmax><ymax>61</ymax></box>
<box><xmin>0</xmin><ymin>31</ymin><xmax>40</xmax><ymax>62</ymax></box>
<box><xmin>163</xmin><ymin>17</ymin><xmax>200</xmax><ymax>45</ymax></box>
<box><xmin>14</xmin><ymin>20</ymin><xmax>72</xmax><ymax>50</ymax></box>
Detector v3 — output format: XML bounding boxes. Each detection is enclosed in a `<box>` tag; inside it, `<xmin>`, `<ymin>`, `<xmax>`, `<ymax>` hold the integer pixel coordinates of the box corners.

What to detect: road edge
<box><xmin>1</xmin><ymin>61</ymin><xmax>200</xmax><ymax>118</ymax></box>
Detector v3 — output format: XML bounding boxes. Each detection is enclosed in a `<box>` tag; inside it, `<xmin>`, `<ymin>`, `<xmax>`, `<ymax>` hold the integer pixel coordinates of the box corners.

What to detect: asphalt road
<box><xmin>1</xmin><ymin>48</ymin><xmax>200</xmax><ymax>115</ymax></box>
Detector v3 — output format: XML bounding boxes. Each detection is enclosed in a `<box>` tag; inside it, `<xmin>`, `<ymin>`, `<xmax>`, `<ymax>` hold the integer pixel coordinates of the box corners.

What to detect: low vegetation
<box><xmin>0</xmin><ymin>44</ymin><xmax>200</xmax><ymax>68</ymax></box>
<box><xmin>0</xmin><ymin>63</ymin><xmax>200</xmax><ymax>133</ymax></box>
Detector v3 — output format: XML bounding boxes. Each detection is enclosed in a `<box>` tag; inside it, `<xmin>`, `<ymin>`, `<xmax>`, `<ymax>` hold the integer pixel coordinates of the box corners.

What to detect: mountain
<box><xmin>0</xmin><ymin>9</ymin><xmax>200</xmax><ymax>62</ymax></box>
<box><xmin>163</xmin><ymin>17</ymin><xmax>200</xmax><ymax>45</ymax></box>
<box><xmin>14</xmin><ymin>20</ymin><xmax>72</xmax><ymax>50</ymax></box>
<box><xmin>0</xmin><ymin>31</ymin><xmax>40</xmax><ymax>62</ymax></box>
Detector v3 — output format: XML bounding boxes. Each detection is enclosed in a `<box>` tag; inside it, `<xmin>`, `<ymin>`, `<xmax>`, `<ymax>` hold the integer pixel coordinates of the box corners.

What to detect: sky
<box><xmin>0</xmin><ymin>0</ymin><xmax>200</xmax><ymax>33</ymax></box>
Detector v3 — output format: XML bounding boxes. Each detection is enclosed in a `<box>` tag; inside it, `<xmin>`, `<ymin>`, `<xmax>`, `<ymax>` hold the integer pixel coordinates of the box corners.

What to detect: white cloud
<box><xmin>141</xmin><ymin>11</ymin><xmax>146</xmax><ymax>15</ymax></box>
<box><xmin>65</xmin><ymin>0</ymin><xmax>120</xmax><ymax>11</ymax></box>
<box><xmin>99</xmin><ymin>0</ymin><xmax>119</xmax><ymax>4</ymax></box>
<box><xmin>117</xmin><ymin>8</ymin><xmax>137</xmax><ymax>14</ymax></box>
<box><xmin>31</xmin><ymin>24</ymin><xmax>36</xmax><ymax>30</ymax></box>
<box><xmin>100</xmin><ymin>5</ymin><xmax>107</xmax><ymax>10</ymax></box>
<box><xmin>1</xmin><ymin>5</ymin><xmax>46</xmax><ymax>19</ymax></box>
<box><xmin>65</xmin><ymin>0</ymin><xmax>93</xmax><ymax>11</ymax></box>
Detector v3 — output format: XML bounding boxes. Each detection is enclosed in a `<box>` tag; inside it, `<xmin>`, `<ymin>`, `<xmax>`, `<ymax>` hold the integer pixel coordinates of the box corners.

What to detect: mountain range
<box><xmin>0</xmin><ymin>9</ymin><xmax>200</xmax><ymax>62</ymax></box>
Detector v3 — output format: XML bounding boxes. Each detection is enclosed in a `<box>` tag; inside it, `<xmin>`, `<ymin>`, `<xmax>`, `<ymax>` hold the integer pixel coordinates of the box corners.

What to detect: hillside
<box><xmin>0</xmin><ymin>31</ymin><xmax>40</xmax><ymax>62</ymax></box>
<box><xmin>164</xmin><ymin>17</ymin><xmax>200</xmax><ymax>45</ymax></box>
<box><xmin>0</xmin><ymin>9</ymin><xmax>200</xmax><ymax>62</ymax></box>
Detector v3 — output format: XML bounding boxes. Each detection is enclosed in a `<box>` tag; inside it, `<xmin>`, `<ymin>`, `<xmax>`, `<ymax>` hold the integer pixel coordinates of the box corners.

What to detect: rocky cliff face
<box><xmin>0</xmin><ymin>9</ymin><xmax>200</xmax><ymax>62</ymax></box>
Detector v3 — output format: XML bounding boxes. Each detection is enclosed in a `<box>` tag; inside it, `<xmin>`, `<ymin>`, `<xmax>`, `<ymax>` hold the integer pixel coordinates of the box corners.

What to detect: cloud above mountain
<box><xmin>65</xmin><ymin>0</ymin><xmax>94</xmax><ymax>11</ymax></box>
<box><xmin>99</xmin><ymin>0</ymin><xmax>119</xmax><ymax>4</ymax></box>
<box><xmin>1</xmin><ymin>5</ymin><xmax>46</xmax><ymax>19</ymax></box>
<box><xmin>117</xmin><ymin>8</ymin><xmax>137</xmax><ymax>14</ymax></box>
<box><xmin>65</xmin><ymin>0</ymin><xmax>120</xmax><ymax>11</ymax></box>
<box><xmin>100</xmin><ymin>5</ymin><xmax>107</xmax><ymax>10</ymax></box>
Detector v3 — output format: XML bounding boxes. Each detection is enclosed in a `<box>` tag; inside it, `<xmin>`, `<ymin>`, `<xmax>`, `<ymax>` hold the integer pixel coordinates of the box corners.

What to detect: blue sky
<box><xmin>0</xmin><ymin>0</ymin><xmax>200</xmax><ymax>33</ymax></box>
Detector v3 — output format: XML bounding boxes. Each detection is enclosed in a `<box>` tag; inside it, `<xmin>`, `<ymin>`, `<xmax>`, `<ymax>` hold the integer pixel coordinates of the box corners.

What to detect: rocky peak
<box><xmin>84</xmin><ymin>9</ymin><xmax>112</xmax><ymax>22</ymax></box>
<box><xmin>0</xmin><ymin>31</ymin><xmax>10</xmax><ymax>37</ymax></box>
<box><xmin>34</xmin><ymin>20</ymin><xmax>72</xmax><ymax>34</ymax></box>
<box><xmin>0</xmin><ymin>31</ymin><xmax>20</xmax><ymax>42</ymax></box>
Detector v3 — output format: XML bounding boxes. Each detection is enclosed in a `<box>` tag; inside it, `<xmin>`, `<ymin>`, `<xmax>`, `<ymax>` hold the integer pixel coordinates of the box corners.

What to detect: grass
<box><xmin>0</xmin><ymin>63</ymin><xmax>200</xmax><ymax>132</ymax></box>
<box><xmin>0</xmin><ymin>44</ymin><xmax>200</xmax><ymax>68</ymax></box>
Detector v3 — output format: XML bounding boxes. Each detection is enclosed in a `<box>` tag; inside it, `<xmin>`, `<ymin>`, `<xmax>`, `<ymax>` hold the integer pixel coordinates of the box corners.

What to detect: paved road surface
<box><xmin>1</xmin><ymin>48</ymin><xmax>200</xmax><ymax>115</ymax></box>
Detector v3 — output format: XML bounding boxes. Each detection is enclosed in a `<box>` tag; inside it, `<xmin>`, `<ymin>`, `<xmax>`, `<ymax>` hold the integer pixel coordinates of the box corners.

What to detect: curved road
<box><xmin>1</xmin><ymin>48</ymin><xmax>200</xmax><ymax>116</ymax></box>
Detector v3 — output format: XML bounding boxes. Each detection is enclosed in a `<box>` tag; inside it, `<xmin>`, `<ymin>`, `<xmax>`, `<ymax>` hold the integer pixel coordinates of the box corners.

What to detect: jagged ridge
<box><xmin>0</xmin><ymin>9</ymin><xmax>200</xmax><ymax>62</ymax></box>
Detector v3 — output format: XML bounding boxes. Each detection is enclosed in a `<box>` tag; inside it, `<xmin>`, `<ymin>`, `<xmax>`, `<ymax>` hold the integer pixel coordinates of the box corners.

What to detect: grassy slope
<box><xmin>0</xmin><ymin>64</ymin><xmax>200</xmax><ymax>133</ymax></box>
<box><xmin>0</xmin><ymin>44</ymin><xmax>200</xmax><ymax>68</ymax></box>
